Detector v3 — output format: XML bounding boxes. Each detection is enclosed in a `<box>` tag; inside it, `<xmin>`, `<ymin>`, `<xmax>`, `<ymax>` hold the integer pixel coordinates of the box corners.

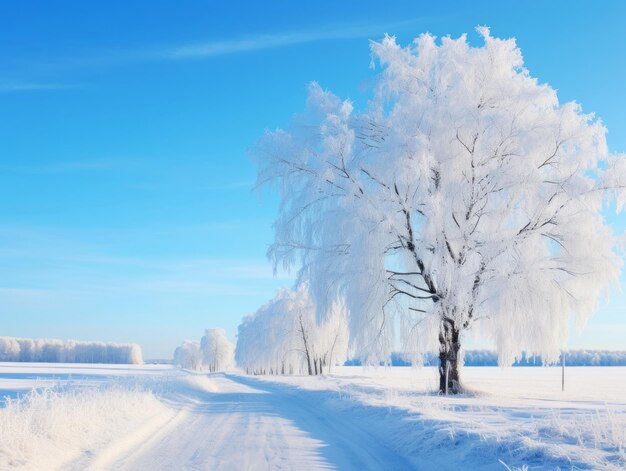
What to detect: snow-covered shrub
<box><xmin>0</xmin><ymin>337</ymin><xmax>143</xmax><ymax>364</ymax></box>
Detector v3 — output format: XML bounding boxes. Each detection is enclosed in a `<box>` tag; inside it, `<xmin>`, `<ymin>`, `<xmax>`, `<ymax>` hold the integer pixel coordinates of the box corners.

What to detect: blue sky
<box><xmin>1</xmin><ymin>1</ymin><xmax>625</xmax><ymax>358</ymax></box>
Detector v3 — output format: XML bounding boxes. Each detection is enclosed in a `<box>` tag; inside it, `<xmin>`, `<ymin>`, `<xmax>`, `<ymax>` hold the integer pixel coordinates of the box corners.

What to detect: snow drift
<box><xmin>0</xmin><ymin>337</ymin><xmax>143</xmax><ymax>364</ymax></box>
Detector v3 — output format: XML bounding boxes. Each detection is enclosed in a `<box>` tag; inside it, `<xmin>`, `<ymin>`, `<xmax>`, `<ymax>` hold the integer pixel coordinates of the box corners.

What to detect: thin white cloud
<box><xmin>0</xmin><ymin>223</ymin><xmax>293</xmax><ymax>281</ymax></box>
<box><xmin>127</xmin><ymin>179</ymin><xmax>254</xmax><ymax>192</ymax></box>
<box><xmin>0</xmin><ymin>157</ymin><xmax>137</xmax><ymax>173</ymax></box>
<box><xmin>166</xmin><ymin>19</ymin><xmax>418</xmax><ymax>59</ymax></box>
<box><xmin>0</xmin><ymin>82</ymin><xmax>75</xmax><ymax>93</ymax></box>
<box><xmin>3</xmin><ymin>18</ymin><xmax>422</xmax><ymax>89</ymax></box>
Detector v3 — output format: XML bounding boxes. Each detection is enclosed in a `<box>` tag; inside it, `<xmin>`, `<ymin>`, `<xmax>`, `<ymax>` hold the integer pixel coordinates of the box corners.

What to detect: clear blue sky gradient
<box><xmin>1</xmin><ymin>1</ymin><xmax>625</xmax><ymax>358</ymax></box>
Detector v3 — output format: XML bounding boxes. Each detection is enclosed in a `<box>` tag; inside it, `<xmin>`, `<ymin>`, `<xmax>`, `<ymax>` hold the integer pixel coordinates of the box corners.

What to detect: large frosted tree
<box><xmin>254</xmin><ymin>28</ymin><xmax>625</xmax><ymax>393</ymax></box>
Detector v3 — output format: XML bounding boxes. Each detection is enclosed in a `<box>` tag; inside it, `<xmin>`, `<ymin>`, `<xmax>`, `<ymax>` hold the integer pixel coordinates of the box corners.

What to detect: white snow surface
<box><xmin>1</xmin><ymin>363</ymin><xmax>625</xmax><ymax>470</ymax></box>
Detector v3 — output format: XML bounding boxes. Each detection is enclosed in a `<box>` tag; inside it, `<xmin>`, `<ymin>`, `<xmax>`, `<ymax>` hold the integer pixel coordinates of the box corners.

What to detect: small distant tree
<box><xmin>173</xmin><ymin>329</ymin><xmax>234</xmax><ymax>372</ymax></box>
<box><xmin>254</xmin><ymin>28</ymin><xmax>625</xmax><ymax>393</ymax></box>
<box><xmin>200</xmin><ymin>328</ymin><xmax>235</xmax><ymax>372</ymax></box>
<box><xmin>173</xmin><ymin>340</ymin><xmax>202</xmax><ymax>370</ymax></box>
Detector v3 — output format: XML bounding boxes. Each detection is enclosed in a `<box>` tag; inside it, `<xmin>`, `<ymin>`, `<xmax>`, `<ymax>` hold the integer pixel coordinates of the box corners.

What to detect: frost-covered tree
<box><xmin>200</xmin><ymin>328</ymin><xmax>235</xmax><ymax>372</ymax></box>
<box><xmin>236</xmin><ymin>290</ymin><xmax>303</xmax><ymax>375</ymax></box>
<box><xmin>173</xmin><ymin>340</ymin><xmax>202</xmax><ymax>370</ymax></box>
<box><xmin>0</xmin><ymin>337</ymin><xmax>21</xmax><ymax>361</ymax></box>
<box><xmin>173</xmin><ymin>328</ymin><xmax>235</xmax><ymax>372</ymax></box>
<box><xmin>254</xmin><ymin>28</ymin><xmax>626</xmax><ymax>393</ymax></box>
<box><xmin>0</xmin><ymin>337</ymin><xmax>143</xmax><ymax>364</ymax></box>
<box><xmin>236</xmin><ymin>285</ymin><xmax>348</xmax><ymax>375</ymax></box>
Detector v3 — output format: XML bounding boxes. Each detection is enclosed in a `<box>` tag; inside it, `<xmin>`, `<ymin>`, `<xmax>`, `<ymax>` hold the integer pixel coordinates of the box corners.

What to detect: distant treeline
<box><xmin>345</xmin><ymin>350</ymin><xmax>626</xmax><ymax>367</ymax></box>
<box><xmin>0</xmin><ymin>337</ymin><xmax>143</xmax><ymax>364</ymax></box>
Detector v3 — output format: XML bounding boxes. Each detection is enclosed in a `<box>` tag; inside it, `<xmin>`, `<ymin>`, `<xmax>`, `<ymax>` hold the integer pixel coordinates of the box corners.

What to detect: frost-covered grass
<box><xmin>0</xmin><ymin>362</ymin><xmax>224</xmax><ymax>470</ymax></box>
<box><xmin>0</xmin><ymin>363</ymin><xmax>179</xmax><ymax>470</ymax></box>
<box><xmin>0</xmin><ymin>383</ymin><xmax>168</xmax><ymax>470</ymax></box>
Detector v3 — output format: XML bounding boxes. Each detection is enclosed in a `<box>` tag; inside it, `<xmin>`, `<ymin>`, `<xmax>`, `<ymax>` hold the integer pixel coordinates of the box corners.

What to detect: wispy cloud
<box><xmin>3</xmin><ymin>18</ymin><xmax>422</xmax><ymax>91</ymax></box>
<box><xmin>0</xmin><ymin>157</ymin><xmax>137</xmax><ymax>173</ymax></box>
<box><xmin>127</xmin><ymin>179</ymin><xmax>255</xmax><ymax>192</ymax></box>
<box><xmin>165</xmin><ymin>19</ymin><xmax>417</xmax><ymax>59</ymax></box>
<box><xmin>0</xmin><ymin>81</ymin><xmax>76</xmax><ymax>93</ymax></box>
<box><xmin>25</xmin><ymin>18</ymin><xmax>421</xmax><ymax>72</ymax></box>
<box><xmin>0</xmin><ymin>223</ymin><xmax>293</xmax><ymax>282</ymax></box>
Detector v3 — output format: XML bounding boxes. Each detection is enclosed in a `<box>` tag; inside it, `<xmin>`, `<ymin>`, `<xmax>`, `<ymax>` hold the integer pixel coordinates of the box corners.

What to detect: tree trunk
<box><xmin>438</xmin><ymin>318</ymin><xmax>461</xmax><ymax>394</ymax></box>
<box><xmin>298</xmin><ymin>314</ymin><xmax>314</xmax><ymax>375</ymax></box>
<box><xmin>328</xmin><ymin>335</ymin><xmax>338</xmax><ymax>374</ymax></box>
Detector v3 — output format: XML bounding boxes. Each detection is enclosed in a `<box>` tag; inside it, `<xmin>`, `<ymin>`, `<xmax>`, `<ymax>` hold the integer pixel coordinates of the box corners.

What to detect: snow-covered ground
<box><xmin>1</xmin><ymin>363</ymin><xmax>624</xmax><ymax>470</ymax></box>
<box><xmin>251</xmin><ymin>367</ymin><xmax>626</xmax><ymax>470</ymax></box>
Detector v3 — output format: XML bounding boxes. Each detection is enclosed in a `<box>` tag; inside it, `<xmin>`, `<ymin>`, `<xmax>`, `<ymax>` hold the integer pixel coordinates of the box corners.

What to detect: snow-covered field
<box><xmin>1</xmin><ymin>363</ymin><xmax>624</xmax><ymax>470</ymax></box>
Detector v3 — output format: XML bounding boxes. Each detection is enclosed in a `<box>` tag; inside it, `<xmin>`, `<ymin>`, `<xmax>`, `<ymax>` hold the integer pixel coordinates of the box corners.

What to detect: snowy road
<box><xmin>4</xmin><ymin>365</ymin><xmax>626</xmax><ymax>470</ymax></box>
<box><xmin>99</xmin><ymin>374</ymin><xmax>414</xmax><ymax>471</ymax></box>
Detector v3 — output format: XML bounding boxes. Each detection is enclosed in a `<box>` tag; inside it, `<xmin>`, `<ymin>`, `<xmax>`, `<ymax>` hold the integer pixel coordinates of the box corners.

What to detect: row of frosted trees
<box><xmin>173</xmin><ymin>328</ymin><xmax>235</xmax><ymax>372</ymax></box>
<box><xmin>235</xmin><ymin>285</ymin><xmax>348</xmax><ymax>376</ymax></box>
<box><xmin>0</xmin><ymin>337</ymin><xmax>143</xmax><ymax>364</ymax></box>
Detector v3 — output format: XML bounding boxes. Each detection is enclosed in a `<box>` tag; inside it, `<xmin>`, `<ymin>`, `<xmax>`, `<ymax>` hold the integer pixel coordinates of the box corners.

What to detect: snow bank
<box><xmin>0</xmin><ymin>337</ymin><xmax>143</xmax><ymax>364</ymax></box>
<box><xmin>0</xmin><ymin>382</ymin><xmax>168</xmax><ymax>470</ymax></box>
